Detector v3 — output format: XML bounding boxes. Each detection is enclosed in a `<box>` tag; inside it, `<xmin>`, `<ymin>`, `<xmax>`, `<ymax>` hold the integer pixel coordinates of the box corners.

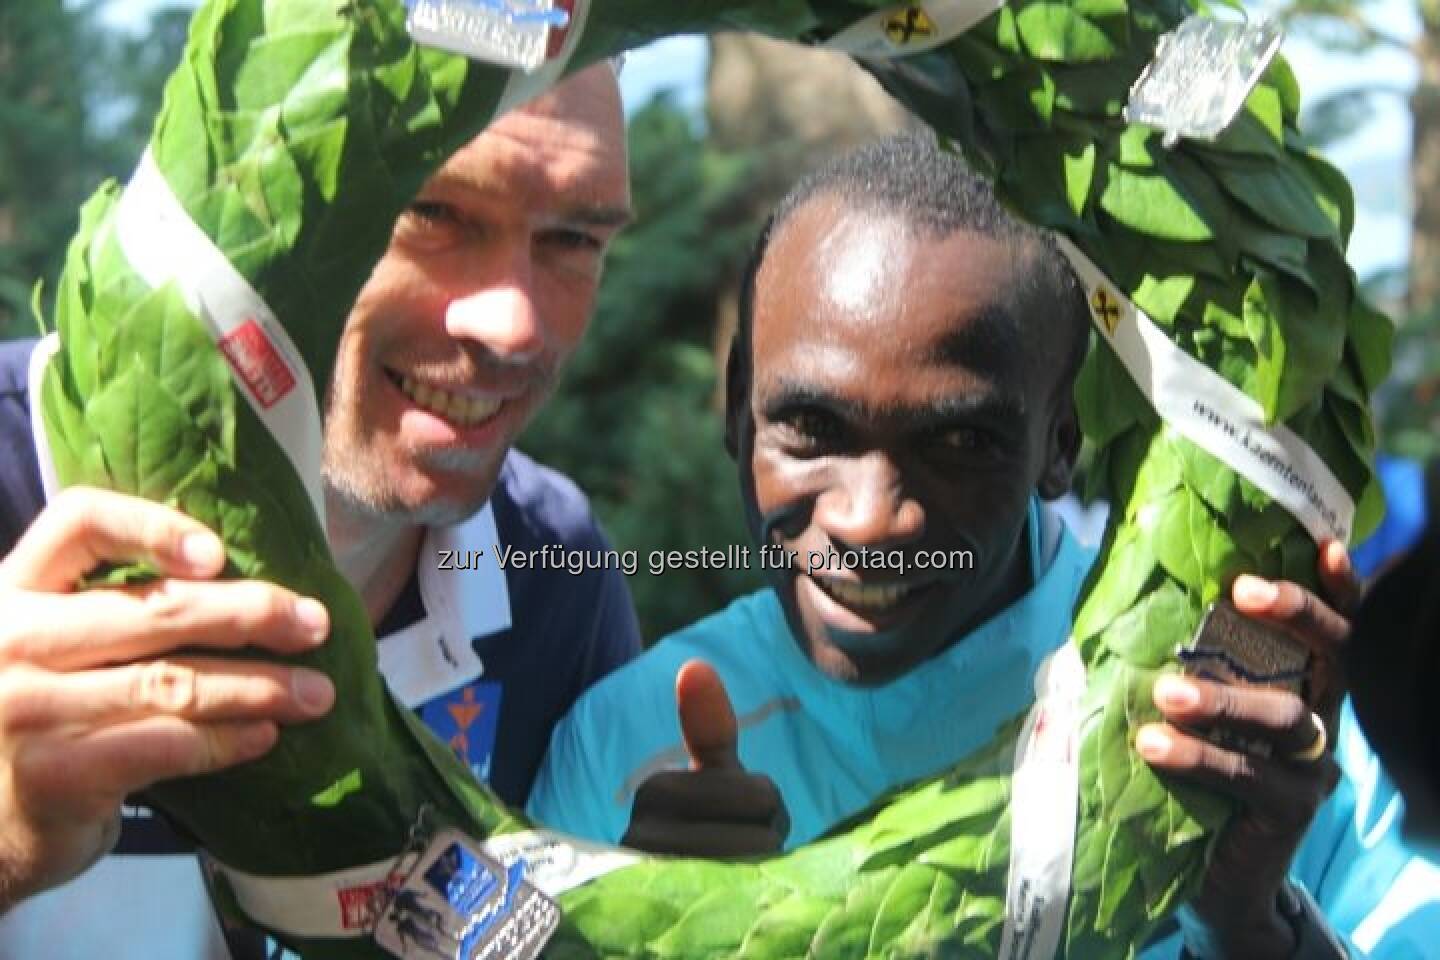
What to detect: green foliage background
<box><xmin>0</xmin><ymin>0</ymin><xmax>189</xmax><ymax>340</ymax></box>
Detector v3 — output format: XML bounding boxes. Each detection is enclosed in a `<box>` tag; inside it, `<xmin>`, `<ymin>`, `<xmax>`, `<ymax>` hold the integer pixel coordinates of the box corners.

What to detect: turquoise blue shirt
<box><xmin>528</xmin><ymin>501</ymin><xmax>1088</xmax><ymax>846</ymax></box>
<box><xmin>530</xmin><ymin>504</ymin><xmax>1440</xmax><ymax>955</ymax></box>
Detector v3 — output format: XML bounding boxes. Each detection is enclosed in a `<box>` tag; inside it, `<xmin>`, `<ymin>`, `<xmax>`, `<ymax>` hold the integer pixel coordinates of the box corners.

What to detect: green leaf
<box><xmin>1099</xmin><ymin>166</ymin><xmax>1212</xmax><ymax>241</ymax></box>
<box><xmin>1116</xmin><ymin>124</ymin><xmax>1158</xmax><ymax>169</ymax></box>
<box><xmin>85</xmin><ymin>365</ymin><xmax>210</xmax><ymax>501</ymax></box>
<box><xmin>1100</xmin><ymin>579</ymin><xmax>1194</xmax><ymax>668</ymax></box>
<box><xmin>1152</xmin><ymin>487</ymin><xmax>1243</xmax><ymax>601</ymax></box>
<box><xmin>1244</xmin><ymin>83</ymin><xmax>1285</xmax><ymax>145</ymax></box>
<box><xmin>1131</xmin><ymin>273</ymin><xmax>1193</xmax><ymax>326</ymax></box>
<box><xmin>1015</xmin><ymin>3</ymin><xmax>1119</xmax><ymax>62</ymax></box>
<box><xmin>1213</xmin><ymin>163</ymin><xmax>1338</xmax><ymax>240</ymax></box>
<box><xmin>1063</xmin><ymin>139</ymin><xmax>1097</xmax><ymax>215</ymax></box>
<box><xmin>1073</xmin><ymin>522</ymin><xmax>1158</xmax><ymax>643</ymax></box>
<box><xmin>1244</xmin><ymin>269</ymin><xmax>1347</xmax><ymax>423</ymax></box>
<box><xmin>310</xmin><ymin>769</ymin><xmax>362</xmax><ymax>807</ymax></box>
<box><xmin>1265</xmin><ymin>56</ymin><xmax>1302</xmax><ymax>122</ymax></box>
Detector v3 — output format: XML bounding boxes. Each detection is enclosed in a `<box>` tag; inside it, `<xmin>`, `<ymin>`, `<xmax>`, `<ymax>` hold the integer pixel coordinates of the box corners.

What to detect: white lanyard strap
<box><xmin>1000</xmin><ymin>638</ymin><xmax>1088</xmax><ymax>960</ymax></box>
<box><xmin>205</xmin><ymin>829</ymin><xmax>635</xmax><ymax>939</ymax></box>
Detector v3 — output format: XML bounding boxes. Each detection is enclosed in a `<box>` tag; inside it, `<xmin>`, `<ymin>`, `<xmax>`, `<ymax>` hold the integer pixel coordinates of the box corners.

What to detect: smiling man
<box><xmin>0</xmin><ymin>64</ymin><xmax>641</xmax><ymax>958</ymax></box>
<box><xmin>527</xmin><ymin>135</ymin><xmax>1438</xmax><ymax>957</ymax></box>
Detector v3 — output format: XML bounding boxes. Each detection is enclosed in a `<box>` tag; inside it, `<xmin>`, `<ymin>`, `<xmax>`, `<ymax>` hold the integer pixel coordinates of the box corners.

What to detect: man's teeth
<box><xmin>398</xmin><ymin>375</ymin><xmax>501</xmax><ymax>426</ymax></box>
<box><xmin>822</xmin><ymin>579</ymin><xmax>915</xmax><ymax>612</ymax></box>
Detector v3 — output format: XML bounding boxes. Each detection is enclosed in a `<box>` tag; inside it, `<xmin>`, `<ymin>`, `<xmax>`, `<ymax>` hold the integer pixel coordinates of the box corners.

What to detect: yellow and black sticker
<box><xmin>1089</xmin><ymin>287</ymin><xmax>1122</xmax><ymax>335</ymax></box>
<box><xmin>884</xmin><ymin>6</ymin><xmax>936</xmax><ymax>46</ymax></box>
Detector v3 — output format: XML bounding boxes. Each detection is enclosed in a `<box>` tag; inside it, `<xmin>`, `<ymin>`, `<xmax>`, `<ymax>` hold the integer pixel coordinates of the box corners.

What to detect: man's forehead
<box><xmin>423</xmin><ymin>102</ymin><xmax>629</xmax><ymax>218</ymax></box>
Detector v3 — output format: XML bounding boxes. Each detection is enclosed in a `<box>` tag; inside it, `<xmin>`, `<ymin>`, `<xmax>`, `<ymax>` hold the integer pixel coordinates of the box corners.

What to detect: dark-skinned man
<box><xmin>530</xmin><ymin>135</ymin><xmax>1439</xmax><ymax>957</ymax></box>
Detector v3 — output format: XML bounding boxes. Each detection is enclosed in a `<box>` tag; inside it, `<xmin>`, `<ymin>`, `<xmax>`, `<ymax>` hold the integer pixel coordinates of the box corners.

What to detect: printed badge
<box><xmin>373</xmin><ymin>829</ymin><xmax>559</xmax><ymax>959</ymax></box>
<box><xmin>1125</xmin><ymin>15</ymin><xmax>1284</xmax><ymax>146</ymax></box>
<box><xmin>1177</xmin><ymin>600</ymin><xmax>1311</xmax><ymax>757</ymax></box>
<box><xmin>407</xmin><ymin>0</ymin><xmax>569</xmax><ymax>72</ymax></box>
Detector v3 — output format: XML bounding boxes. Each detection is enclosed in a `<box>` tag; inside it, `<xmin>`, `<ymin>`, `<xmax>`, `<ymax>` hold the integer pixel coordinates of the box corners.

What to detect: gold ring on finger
<box><xmin>1286</xmin><ymin>710</ymin><xmax>1328</xmax><ymax>764</ymax></box>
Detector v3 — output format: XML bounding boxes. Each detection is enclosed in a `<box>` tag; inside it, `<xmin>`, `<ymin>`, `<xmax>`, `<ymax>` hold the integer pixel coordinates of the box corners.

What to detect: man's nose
<box><xmin>814</xmin><ymin>453</ymin><xmax>925</xmax><ymax>548</ymax></box>
<box><xmin>443</xmin><ymin>274</ymin><xmax>543</xmax><ymax>365</ymax></box>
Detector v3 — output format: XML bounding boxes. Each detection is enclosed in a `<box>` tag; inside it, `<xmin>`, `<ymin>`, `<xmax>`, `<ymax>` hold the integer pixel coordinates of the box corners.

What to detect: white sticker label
<box><xmin>825</xmin><ymin>0</ymin><xmax>1005</xmax><ymax>59</ymax></box>
<box><xmin>113</xmin><ymin>151</ymin><xmax>327</xmax><ymax>529</ymax></box>
<box><xmin>407</xmin><ymin>0</ymin><xmax>568</xmax><ymax>72</ymax></box>
<box><xmin>481</xmin><ymin>830</ymin><xmax>639</xmax><ymax>898</ymax></box>
<box><xmin>1125</xmin><ymin>15</ymin><xmax>1284</xmax><ymax>146</ymax></box>
<box><xmin>1055</xmin><ymin>236</ymin><xmax>1355</xmax><ymax>546</ymax></box>
<box><xmin>1000</xmin><ymin>639</ymin><xmax>1087</xmax><ymax>960</ymax></box>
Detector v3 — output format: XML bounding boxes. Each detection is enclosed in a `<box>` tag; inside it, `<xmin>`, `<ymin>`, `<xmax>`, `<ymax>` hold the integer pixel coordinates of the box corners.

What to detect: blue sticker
<box><xmin>425</xmin><ymin>843</ymin><xmax>502</xmax><ymax>918</ymax></box>
<box><xmin>420</xmin><ymin>681</ymin><xmax>502</xmax><ymax>784</ymax></box>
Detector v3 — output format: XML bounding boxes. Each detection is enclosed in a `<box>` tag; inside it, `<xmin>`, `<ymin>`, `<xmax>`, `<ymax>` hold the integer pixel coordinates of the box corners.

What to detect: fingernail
<box><xmin>1326</xmin><ymin>541</ymin><xmax>1352</xmax><ymax>576</ymax></box>
<box><xmin>1233</xmin><ymin>576</ymin><xmax>1278</xmax><ymax>607</ymax></box>
<box><xmin>180</xmin><ymin>532</ymin><xmax>225</xmax><ymax>571</ymax></box>
<box><xmin>1155</xmin><ymin>675</ymin><xmax>1200</xmax><ymax>710</ymax></box>
<box><xmin>292</xmin><ymin>670</ymin><xmax>335</xmax><ymax>713</ymax></box>
<box><xmin>1135</xmin><ymin>726</ymin><xmax>1172</xmax><ymax>760</ymax></box>
<box><xmin>295</xmin><ymin>598</ymin><xmax>330</xmax><ymax>641</ymax></box>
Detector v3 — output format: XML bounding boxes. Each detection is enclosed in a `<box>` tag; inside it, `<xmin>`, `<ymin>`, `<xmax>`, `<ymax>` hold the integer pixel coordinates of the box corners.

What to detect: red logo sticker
<box><xmin>336</xmin><ymin>881</ymin><xmax>387</xmax><ymax>931</ymax></box>
<box><xmin>219</xmin><ymin>318</ymin><xmax>296</xmax><ymax>409</ymax></box>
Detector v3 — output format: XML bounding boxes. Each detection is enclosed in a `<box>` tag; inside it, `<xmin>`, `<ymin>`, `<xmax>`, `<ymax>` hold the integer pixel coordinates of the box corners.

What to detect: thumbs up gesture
<box><xmin>620</xmin><ymin>659</ymin><xmax>790</xmax><ymax>857</ymax></box>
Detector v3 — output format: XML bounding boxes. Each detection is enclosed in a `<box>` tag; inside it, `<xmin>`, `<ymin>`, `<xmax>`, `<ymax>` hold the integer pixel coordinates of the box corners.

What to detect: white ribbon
<box><xmin>1055</xmin><ymin>236</ymin><xmax>1356</xmax><ymax>546</ymax></box>
<box><xmin>999</xmin><ymin>639</ymin><xmax>1088</xmax><ymax>960</ymax></box>
<box><xmin>206</xmin><ymin>829</ymin><xmax>634</xmax><ymax>939</ymax></box>
<box><xmin>113</xmin><ymin>150</ymin><xmax>328</xmax><ymax>528</ymax></box>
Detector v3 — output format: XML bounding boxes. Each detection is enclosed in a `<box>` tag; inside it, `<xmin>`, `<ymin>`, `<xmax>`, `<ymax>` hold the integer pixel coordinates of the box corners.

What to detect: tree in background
<box><xmin>0</xmin><ymin>1</ymin><xmax>187</xmax><ymax>340</ymax></box>
<box><xmin>1274</xmin><ymin>0</ymin><xmax>1440</xmax><ymax>458</ymax></box>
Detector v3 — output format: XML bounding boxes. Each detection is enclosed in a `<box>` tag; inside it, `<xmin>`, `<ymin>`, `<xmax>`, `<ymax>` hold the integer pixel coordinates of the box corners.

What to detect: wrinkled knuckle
<box><xmin>243</xmin><ymin>585</ymin><xmax>295</xmax><ymax>637</ymax></box>
<box><xmin>1208</xmin><ymin>683</ymin><xmax>1239</xmax><ymax>723</ymax></box>
<box><xmin>1214</xmin><ymin>747</ymin><xmax>1255</xmax><ymax>784</ymax></box>
<box><xmin>136</xmin><ymin>661</ymin><xmax>199</xmax><ymax>715</ymax></box>
<box><xmin>141</xmin><ymin>582</ymin><xmax>188</xmax><ymax>626</ymax></box>
<box><xmin>138</xmin><ymin>509</ymin><xmax>178</xmax><ymax>559</ymax></box>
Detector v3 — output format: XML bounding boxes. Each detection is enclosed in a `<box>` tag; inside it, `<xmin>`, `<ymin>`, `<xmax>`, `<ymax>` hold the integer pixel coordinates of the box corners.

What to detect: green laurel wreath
<box><xmin>36</xmin><ymin>0</ymin><xmax>1387</xmax><ymax>956</ymax></box>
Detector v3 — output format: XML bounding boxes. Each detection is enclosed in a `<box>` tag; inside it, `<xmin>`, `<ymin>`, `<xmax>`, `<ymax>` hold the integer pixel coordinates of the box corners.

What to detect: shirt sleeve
<box><xmin>1285</xmin><ymin>703</ymin><xmax>1440</xmax><ymax>958</ymax></box>
<box><xmin>526</xmin><ymin>681</ymin><xmax>634</xmax><ymax>844</ymax></box>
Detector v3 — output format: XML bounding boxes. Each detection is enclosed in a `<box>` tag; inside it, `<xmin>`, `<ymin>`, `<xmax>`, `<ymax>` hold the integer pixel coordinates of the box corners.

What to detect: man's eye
<box><xmin>396</xmin><ymin>202</ymin><xmax>466</xmax><ymax>247</ymax></box>
<box><xmin>777</xmin><ymin>411</ymin><xmax>844</xmax><ymax>451</ymax></box>
<box><xmin>931</xmin><ymin>427</ymin><xmax>997</xmax><ymax>456</ymax></box>
<box><xmin>408</xmin><ymin>201</ymin><xmax>460</xmax><ymax>225</ymax></box>
<box><xmin>540</xmin><ymin>228</ymin><xmax>604</xmax><ymax>253</ymax></box>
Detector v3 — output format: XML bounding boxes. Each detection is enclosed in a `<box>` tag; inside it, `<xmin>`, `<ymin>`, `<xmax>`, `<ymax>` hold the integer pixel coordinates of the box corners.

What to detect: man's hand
<box><xmin>621</xmin><ymin>659</ymin><xmax>789</xmax><ymax>857</ymax></box>
<box><xmin>1136</xmin><ymin>541</ymin><xmax>1356</xmax><ymax>957</ymax></box>
<box><xmin>0</xmin><ymin>489</ymin><xmax>336</xmax><ymax>911</ymax></box>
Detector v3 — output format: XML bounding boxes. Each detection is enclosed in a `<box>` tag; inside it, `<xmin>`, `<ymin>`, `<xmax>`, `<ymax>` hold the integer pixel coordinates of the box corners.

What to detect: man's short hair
<box><xmin>726</xmin><ymin>133</ymin><xmax>1091</xmax><ymax>448</ymax></box>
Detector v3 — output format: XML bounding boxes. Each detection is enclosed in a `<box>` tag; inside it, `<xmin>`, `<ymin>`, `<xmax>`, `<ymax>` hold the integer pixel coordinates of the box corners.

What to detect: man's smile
<box><xmin>386</xmin><ymin>369</ymin><xmax>506</xmax><ymax>428</ymax></box>
<box><xmin>801</xmin><ymin>572</ymin><xmax>939</xmax><ymax>633</ymax></box>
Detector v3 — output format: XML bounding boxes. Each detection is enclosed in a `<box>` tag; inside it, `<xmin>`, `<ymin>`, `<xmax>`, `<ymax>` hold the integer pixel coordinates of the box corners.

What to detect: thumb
<box><xmin>675</xmin><ymin>659</ymin><xmax>740</xmax><ymax>771</ymax></box>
